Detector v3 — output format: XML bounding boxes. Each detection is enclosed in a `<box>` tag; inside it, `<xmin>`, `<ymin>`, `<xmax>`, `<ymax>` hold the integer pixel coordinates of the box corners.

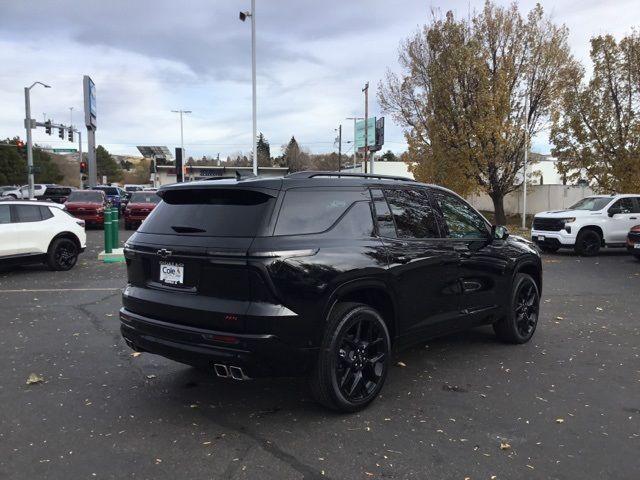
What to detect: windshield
<box><xmin>67</xmin><ymin>191</ymin><xmax>104</xmax><ymax>202</ymax></box>
<box><xmin>569</xmin><ymin>197</ymin><xmax>612</xmax><ymax>211</ymax></box>
<box><xmin>93</xmin><ymin>187</ymin><xmax>119</xmax><ymax>195</ymax></box>
<box><xmin>130</xmin><ymin>192</ymin><xmax>161</xmax><ymax>204</ymax></box>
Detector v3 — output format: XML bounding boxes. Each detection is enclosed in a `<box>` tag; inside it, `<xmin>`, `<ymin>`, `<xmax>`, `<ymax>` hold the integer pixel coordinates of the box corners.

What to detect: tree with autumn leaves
<box><xmin>379</xmin><ymin>1</ymin><xmax>576</xmax><ymax>224</ymax></box>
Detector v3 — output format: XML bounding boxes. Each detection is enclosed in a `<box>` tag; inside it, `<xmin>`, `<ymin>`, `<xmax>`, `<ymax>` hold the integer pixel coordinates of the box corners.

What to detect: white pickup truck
<box><xmin>531</xmin><ymin>194</ymin><xmax>640</xmax><ymax>256</ymax></box>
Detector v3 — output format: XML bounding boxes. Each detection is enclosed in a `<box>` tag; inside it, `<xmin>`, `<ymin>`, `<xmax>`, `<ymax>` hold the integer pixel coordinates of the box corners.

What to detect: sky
<box><xmin>0</xmin><ymin>0</ymin><xmax>638</xmax><ymax>161</ymax></box>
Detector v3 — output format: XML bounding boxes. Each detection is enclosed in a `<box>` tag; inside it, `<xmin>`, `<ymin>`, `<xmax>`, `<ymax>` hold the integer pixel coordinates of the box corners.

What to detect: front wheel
<box><xmin>309</xmin><ymin>302</ymin><xmax>391</xmax><ymax>412</ymax></box>
<box><xmin>494</xmin><ymin>273</ymin><xmax>540</xmax><ymax>344</ymax></box>
<box><xmin>574</xmin><ymin>229</ymin><xmax>601</xmax><ymax>256</ymax></box>
<box><xmin>46</xmin><ymin>238</ymin><xmax>78</xmax><ymax>271</ymax></box>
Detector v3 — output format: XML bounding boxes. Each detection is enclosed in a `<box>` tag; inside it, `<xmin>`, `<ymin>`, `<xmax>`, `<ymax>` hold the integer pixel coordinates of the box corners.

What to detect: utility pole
<box><xmin>336</xmin><ymin>124</ymin><xmax>342</xmax><ymax>171</ymax></box>
<box><xmin>171</xmin><ymin>109</ymin><xmax>192</xmax><ymax>159</ymax></box>
<box><xmin>24</xmin><ymin>81</ymin><xmax>51</xmax><ymax>199</ymax></box>
<box><xmin>522</xmin><ymin>92</ymin><xmax>529</xmax><ymax>229</ymax></box>
<box><xmin>69</xmin><ymin>107</ymin><xmax>74</xmax><ymax>127</ymax></box>
<box><xmin>77</xmin><ymin>129</ymin><xmax>83</xmax><ymax>189</ymax></box>
<box><xmin>362</xmin><ymin>82</ymin><xmax>369</xmax><ymax>174</ymax></box>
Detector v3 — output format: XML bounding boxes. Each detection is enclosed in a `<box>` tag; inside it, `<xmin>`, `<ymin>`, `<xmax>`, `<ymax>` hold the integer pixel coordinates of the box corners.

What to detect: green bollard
<box><xmin>104</xmin><ymin>208</ymin><xmax>113</xmax><ymax>254</ymax></box>
<box><xmin>111</xmin><ymin>206</ymin><xmax>119</xmax><ymax>249</ymax></box>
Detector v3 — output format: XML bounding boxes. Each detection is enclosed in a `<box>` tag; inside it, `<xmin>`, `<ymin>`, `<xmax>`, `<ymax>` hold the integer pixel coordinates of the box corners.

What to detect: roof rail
<box><xmin>285</xmin><ymin>170</ymin><xmax>413</xmax><ymax>182</ymax></box>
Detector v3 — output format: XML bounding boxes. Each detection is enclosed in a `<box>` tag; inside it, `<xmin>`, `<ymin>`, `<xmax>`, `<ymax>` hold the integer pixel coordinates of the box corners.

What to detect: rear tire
<box><xmin>309</xmin><ymin>302</ymin><xmax>391</xmax><ymax>412</ymax></box>
<box><xmin>574</xmin><ymin>229</ymin><xmax>601</xmax><ymax>256</ymax></box>
<box><xmin>46</xmin><ymin>238</ymin><xmax>78</xmax><ymax>271</ymax></box>
<box><xmin>494</xmin><ymin>273</ymin><xmax>540</xmax><ymax>344</ymax></box>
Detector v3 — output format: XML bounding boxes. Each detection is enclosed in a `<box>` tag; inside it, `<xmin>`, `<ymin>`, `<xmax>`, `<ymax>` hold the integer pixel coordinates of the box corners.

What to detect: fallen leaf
<box><xmin>500</xmin><ymin>442</ymin><xmax>511</xmax><ymax>450</ymax></box>
<box><xmin>26</xmin><ymin>373</ymin><xmax>44</xmax><ymax>385</ymax></box>
<box><xmin>396</xmin><ymin>361</ymin><xmax>407</xmax><ymax>367</ymax></box>
<box><xmin>555</xmin><ymin>316</ymin><xmax>564</xmax><ymax>320</ymax></box>
<box><xmin>146</xmin><ymin>374</ymin><xmax>157</xmax><ymax>379</ymax></box>
<box><xmin>131</xmin><ymin>352</ymin><xmax>141</xmax><ymax>358</ymax></box>
<box><xmin>556</xmin><ymin>418</ymin><xmax>564</xmax><ymax>424</ymax></box>
<box><xmin>596</xmin><ymin>307</ymin><xmax>603</xmax><ymax>311</ymax></box>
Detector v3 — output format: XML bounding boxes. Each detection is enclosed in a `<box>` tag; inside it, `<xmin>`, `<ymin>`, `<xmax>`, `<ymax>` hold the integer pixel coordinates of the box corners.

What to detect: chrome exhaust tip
<box><xmin>229</xmin><ymin>366</ymin><xmax>250</xmax><ymax>381</ymax></box>
<box><xmin>213</xmin><ymin>363</ymin><xmax>230</xmax><ymax>378</ymax></box>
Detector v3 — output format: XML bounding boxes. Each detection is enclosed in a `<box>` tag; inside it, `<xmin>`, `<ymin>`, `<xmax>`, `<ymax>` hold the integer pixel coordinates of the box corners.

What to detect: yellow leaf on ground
<box><xmin>26</xmin><ymin>373</ymin><xmax>44</xmax><ymax>385</ymax></box>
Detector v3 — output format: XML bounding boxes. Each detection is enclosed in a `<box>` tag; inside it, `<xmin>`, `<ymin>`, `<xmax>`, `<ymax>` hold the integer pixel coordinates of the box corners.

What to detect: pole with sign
<box><xmin>83</xmin><ymin>76</ymin><xmax>97</xmax><ymax>187</ymax></box>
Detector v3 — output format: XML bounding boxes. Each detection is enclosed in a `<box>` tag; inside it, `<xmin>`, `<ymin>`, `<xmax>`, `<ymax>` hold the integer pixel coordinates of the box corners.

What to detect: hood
<box><xmin>126</xmin><ymin>202</ymin><xmax>157</xmax><ymax>209</ymax></box>
<box><xmin>65</xmin><ymin>201</ymin><xmax>104</xmax><ymax>209</ymax></box>
<box><xmin>534</xmin><ymin>209</ymin><xmax>602</xmax><ymax>218</ymax></box>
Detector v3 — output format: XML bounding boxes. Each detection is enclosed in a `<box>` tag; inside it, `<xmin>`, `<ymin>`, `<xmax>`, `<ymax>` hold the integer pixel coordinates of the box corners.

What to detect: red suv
<box><xmin>124</xmin><ymin>191</ymin><xmax>160</xmax><ymax>230</ymax></box>
<box><xmin>627</xmin><ymin>225</ymin><xmax>640</xmax><ymax>261</ymax></box>
<box><xmin>64</xmin><ymin>190</ymin><xmax>107</xmax><ymax>228</ymax></box>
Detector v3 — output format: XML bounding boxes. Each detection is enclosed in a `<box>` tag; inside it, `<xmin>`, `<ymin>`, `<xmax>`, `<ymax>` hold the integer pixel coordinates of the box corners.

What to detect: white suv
<box><xmin>0</xmin><ymin>200</ymin><xmax>87</xmax><ymax>270</ymax></box>
<box><xmin>3</xmin><ymin>184</ymin><xmax>48</xmax><ymax>199</ymax></box>
<box><xmin>531</xmin><ymin>194</ymin><xmax>640</xmax><ymax>256</ymax></box>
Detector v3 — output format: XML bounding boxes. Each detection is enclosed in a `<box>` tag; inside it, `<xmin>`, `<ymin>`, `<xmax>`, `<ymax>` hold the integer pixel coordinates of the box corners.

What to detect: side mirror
<box><xmin>608</xmin><ymin>206</ymin><xmax>622</xmax><ymax>217</ymax></box>
<box><xmin>491</xmin><ymin>225</ymin><xmax>510</xmax><ymax>241</ymax></box>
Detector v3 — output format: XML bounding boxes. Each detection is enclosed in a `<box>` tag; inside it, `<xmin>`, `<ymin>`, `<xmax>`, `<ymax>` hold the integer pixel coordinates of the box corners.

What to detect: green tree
<box><xmin>0</xmin><ymin>138</ymin><xmax>26</xmax><ymax>184</ymax></box>
<box><xmin>282</xmin><ymin>136</ymin><xmax>309</xmax><ymax>172</ymax></box>
<box><xmin>551</xmin><ymin>33</ymin><xmax>640</xmax><ymax>192</ymax></box>
<box><xmin>96</xmin><ymin>145</ymin><xmax>123</xmax><ymax>183</ymax></box>
<box><xmin>256</xmin><ymin>133</ymin><xmax>271</xmax><ymax>167</ymax></box>
<box><xmin>378</xmin><ymin>1</ymin><xmax>575</xmax><ymax>224</ymax></box>
<box><xmin>380</xmin><ymin>150</ymin><xmax>397</xmax><ymax>162</ymax></box>
<box><xmin>33</xmin><ymin>147</ymin><xmax>63</xmax><ymax>184</ymax></box>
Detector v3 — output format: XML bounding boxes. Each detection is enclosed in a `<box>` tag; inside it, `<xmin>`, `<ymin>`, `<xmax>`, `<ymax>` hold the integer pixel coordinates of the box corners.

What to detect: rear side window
<box><xmin>274</xmin><ymin>189</ymin><xmax>368</xmax><ymax>236</ymax></box>
<box><xmin>39</xmin><ymin>206</ymin><xmax>53</xmax><ymax>220</ymax></box>
<box><xmin>0</xmin><ymin>205</ymin><xmax>10</xmax><ymax>224</ymax></box>
<box><xmin>384</xmin><ymin>188</ymin><xmax>440</xmax><ymax>239</ymax></box>
<box><xmin>139</xmin><ymin>188</ymin><xmax>275</xmax><ymax>237</ymax></box>
<box><xmin>15</xmin><ymin>205</ymin><xmax>43</xmax><ymax>222</ymax></box>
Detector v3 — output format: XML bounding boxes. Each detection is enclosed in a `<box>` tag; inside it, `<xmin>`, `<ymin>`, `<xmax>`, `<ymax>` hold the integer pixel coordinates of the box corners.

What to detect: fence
<box><xmin>466</xmin><ymin>184</ymin><xmax>595</xmax><ymax>215</ymax></box>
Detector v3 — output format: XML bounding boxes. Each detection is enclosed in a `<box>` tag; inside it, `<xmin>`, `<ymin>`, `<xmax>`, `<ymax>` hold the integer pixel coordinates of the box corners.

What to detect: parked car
<box><xmin>3</xmin><ymin>184</ymin><xmax>49</xmax><ymax>199</ymax></box>
<box><xmin>92</xmin><ymin>185</ymin><xmax>125</xmax><ymax>212</ymax></box>
<box><xmin>531</xmin><ymin>194</ymin><xmax>640</xmax><ymax>256</ymax></box>
<box><xmin>0</xmin><ymin>186</ymin><xmax>18</xmax><ymax>196</ymax></box>
<box><xmin>41</xmin><ymin>185</ymin><xmax>73</xmax><ymax>204</ymax></box>
<box><xmin>0</xmin><ymin>200</ymin><xmax>86</xmax><ymax>270</ymax></box>
<box><xmin>627</xmin><ymin>225</ymin><xmax>640</xmax><ymax>261</ymax></box>
<box><xmin>123</xmin><ymin>191</ymin><xmax>160</xmax><ymax>230</ymax></box>
<box><xmin>64</xmin><ymin>190</ymin><xmax>107</xmax><ymax>228</ymax></box>
<box><xmin>119</xmin><ymin>172</ymin><xmax>543</xmax><ymax>412</ymax></box>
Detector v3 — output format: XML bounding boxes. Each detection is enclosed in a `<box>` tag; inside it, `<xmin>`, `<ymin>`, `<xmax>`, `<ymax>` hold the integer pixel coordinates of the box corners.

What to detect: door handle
<box><xmin>630</xmin><ymin>217</ymin><xmax>638</xmax><ymax>220</ymax></box>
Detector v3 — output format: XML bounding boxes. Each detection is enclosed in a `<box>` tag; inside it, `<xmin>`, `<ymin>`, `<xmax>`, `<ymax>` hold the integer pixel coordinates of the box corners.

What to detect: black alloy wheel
<box><xmin>575</xmin><ymin>229</ymin><xmax>601</xmax><ymax>256</ymax></box>
<box><xmin>47</xmin><ymin>238</ymin><xmax>78</xmax><ymax>271</ymax></box>
<box><xmin>310</xmin><ymin>303</ymin><xmax>390</xmax><ymax>412</ymax></box>
<box><xmin>494</xmin><ymin>273</ymin><xmax>540</xmax><ymax>344</ymax></box>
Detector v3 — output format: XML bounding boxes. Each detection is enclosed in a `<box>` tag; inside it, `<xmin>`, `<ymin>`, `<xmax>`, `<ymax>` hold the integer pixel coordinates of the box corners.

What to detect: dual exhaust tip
<box><xmin>214</xmin><ymin>363</ymin><xmax>250</xmax><ymax>381</ymax></box>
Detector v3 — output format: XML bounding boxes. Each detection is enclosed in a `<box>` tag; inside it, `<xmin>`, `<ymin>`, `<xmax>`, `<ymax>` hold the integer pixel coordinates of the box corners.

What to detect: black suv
<box><xmin>120</xmin><ymin>172</ymin><xmax>542</xmax><ymax>412</ymax></box>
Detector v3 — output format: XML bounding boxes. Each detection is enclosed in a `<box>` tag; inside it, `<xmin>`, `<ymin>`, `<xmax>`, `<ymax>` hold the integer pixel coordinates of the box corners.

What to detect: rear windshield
<box><xmin>94</xmin><ymin>187</ymin><xmax>119</xmax><ymax>195</ymax></box>
<box><xmin>45</xmin><ymin>186</ymin><xmax>72</xmax><ymax>196</ymax></box>
<box><xmin>139</xmin><ymin>188</ymin><xmax>275</xmax><ymax>237</ymax></box>
<box><xmin>130</xmin><ymin>192</ymin><xmax>160</xmax><ymax>203</ymax></box>
<box><xmin>67</xmin><ymin>191</ymin><xmax>104</xmax><ymax>202</ymax></box>
<box><xmin>569</xmin><ymin>197</ymin><xmax>612</xmax><ymax>211</ymax></box>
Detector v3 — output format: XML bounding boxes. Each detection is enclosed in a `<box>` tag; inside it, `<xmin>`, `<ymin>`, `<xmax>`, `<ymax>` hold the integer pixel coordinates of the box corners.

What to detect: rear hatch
<box><xmin>123</xmin><ymin>185</ymin><xmax>278</xmax><ymax>332</ymax></box>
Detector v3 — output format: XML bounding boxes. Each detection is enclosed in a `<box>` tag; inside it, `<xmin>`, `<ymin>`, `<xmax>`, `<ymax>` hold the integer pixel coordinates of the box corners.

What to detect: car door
<box><xmin>12</xmin><ymin>205</ymin><xmax>48</xmax><ymax>255</ymax></box>
<box><xmin>371</xmin><ymin>187</ymin><xmax>461</xmax><ymax>342</ymax></box>
<box><xmin>607</xmin><ymin>197</ymin><xmax>640</xmax><ymax>243</ymax></box>
<box><xmin>0</xmin><ymin>205</ymin><xmax>18</xmax><ymax>256</ymax></box>
<box><xmin>430</xmin><ymin>189</ymin><xmax>509</xmax><ymax>324</ymax></box>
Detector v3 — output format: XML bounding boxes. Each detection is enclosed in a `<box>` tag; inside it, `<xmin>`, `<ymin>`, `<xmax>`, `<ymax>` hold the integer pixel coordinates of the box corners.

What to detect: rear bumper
<box><xmin>119</xmin><ymin>308</ymin><xmax>316</xmax><ymax>378</ymax></box>
<box><xmin>531</xmin><ymin>229</ymin><xmax>576</xmax><ymax>247</ymax></box>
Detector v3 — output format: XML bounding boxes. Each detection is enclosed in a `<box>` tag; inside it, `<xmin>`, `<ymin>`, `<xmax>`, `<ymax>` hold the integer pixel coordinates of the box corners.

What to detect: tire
<box><xmin>7</xmin><ymin>194</ymin><xmax>17</xmax><ymax>199</ymax></box>
<box><xmin>494</xmin><ymin>273</ymin><xmax>540</xmax><ymax>344</ymax></box>
<box><xmin>540</xmin><ymin>246</ymin><xmax>559</xmax><ymax>253</ymax></box>
<box><xmin>309</xmin><ymin>302</ymin><xmax>391</xmax><ymax>412</ymax></box>
<box><xmin>574</xmin><ymin>229</ymin><xmax>601</xmax><ymax>256</ymax></box>
<box><xmin>46</xmin><ymin>237</ymin><xmax>78</xmax><ymax>271</ymax></box>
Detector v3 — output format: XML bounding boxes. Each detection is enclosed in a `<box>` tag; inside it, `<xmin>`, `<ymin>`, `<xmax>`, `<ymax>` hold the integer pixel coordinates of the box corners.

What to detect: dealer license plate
<box><xmin>160</xmin><ymin>262</ymin><xmax>184</xmax><ymax>285</ymax></box>
<box><xmin>537</xmin><ymin>236</ymin><xmax>545</xmax><ymax>242</ymax></box>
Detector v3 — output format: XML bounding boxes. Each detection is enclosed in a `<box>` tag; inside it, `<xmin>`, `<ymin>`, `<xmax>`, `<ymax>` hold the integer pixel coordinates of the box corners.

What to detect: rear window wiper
<box><xmin>171</xmin><ymin>225</ymin><xmax>207</xmax><ymax>233</ymax></box>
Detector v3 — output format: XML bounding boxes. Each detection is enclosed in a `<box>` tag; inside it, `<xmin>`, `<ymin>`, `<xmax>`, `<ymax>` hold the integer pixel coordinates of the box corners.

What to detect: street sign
<box><xmin>355</xmin><ymin>117</ymin><xmax>376</xmax><ymax>149</ymax></box>
<box><xmin>53</xmin><ymin>148</ymin><xmax>78</xmax><ymax>153</ymax></box>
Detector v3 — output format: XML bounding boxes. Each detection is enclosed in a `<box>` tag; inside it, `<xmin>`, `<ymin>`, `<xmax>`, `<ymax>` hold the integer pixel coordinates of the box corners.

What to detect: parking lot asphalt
<box><xmin>1</xmin><ymin>227</ymin><xmax>639</xmax><ymax>480</ymax></box>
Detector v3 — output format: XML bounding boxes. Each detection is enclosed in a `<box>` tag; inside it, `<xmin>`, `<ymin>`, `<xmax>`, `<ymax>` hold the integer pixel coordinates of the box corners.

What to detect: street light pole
<box><xmin>362</xmin><ymin>82</ymin><xmax>369</xmax><ymax>173</ymax></box>
<box><xmin>240</xmin><ymin>2</ymin><xmax>258</xmax><ymax>176</ymax></box>
<box><xmin>346</xmin><ymin>117</ymin><xmax>363</xmax><ymax>170</ymax></box>
<box><xmin>171</xmin><ymin>109</ymin><xmax>192</xmax><ymax>159</ymax></box>
<box><xmin>24</xmin><ymin>81</ymin><xmax>51</xmax><ymax>199</ymax></box>
<box><xmin>522</xmin><ymin>92</ymin><xmax>529</xmax><ymax>229</ymax></box>
<box><xmin>336</xmin><ymin>124</ymin><xmax>342</xmax><ymax>171</ymax></box>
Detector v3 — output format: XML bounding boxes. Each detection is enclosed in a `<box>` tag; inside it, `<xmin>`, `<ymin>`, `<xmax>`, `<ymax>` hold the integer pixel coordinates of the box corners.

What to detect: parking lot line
<box><xmin>0</xmin><ymin>287</ymin><xmax>121</xmax><ymax>293</ymax></box>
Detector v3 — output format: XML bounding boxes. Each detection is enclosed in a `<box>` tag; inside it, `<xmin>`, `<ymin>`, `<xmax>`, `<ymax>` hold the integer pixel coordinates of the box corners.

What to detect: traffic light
<box><xmin>80</xmin><ymin>161</ymin><xmax>87</xmax><ymax>174</ymax></box>
<box><xmin>58</xmin><ymin>126</ymin><xmax>64</xmax><ymax>139</ymax></box>
<box><xmin>15</xmin><ymin>139</ymin><xmax>26</xmax><ymax>156</ymax></box>
<box><xmin>45</xmin><ymin>120</ymin><xmax>52</xmax><ymax>135</ymax></box>
<box><xmin>68</xmin><ymin>129</ymin><xmax>74</xmax><ymax>142</ymax></box>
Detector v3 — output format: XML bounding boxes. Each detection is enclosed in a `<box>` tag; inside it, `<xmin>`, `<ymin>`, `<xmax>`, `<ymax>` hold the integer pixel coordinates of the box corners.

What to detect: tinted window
<box><xmin>39</xmin><ymin>206</ymin><xmax>53</xmax><ymax>220</ymax></box>
<box><xmin>140</xmin><ymin>188</ymin><xmax>275</xmax><ymax>237</ymax></box>
<box><xmin>68</xmin><ymin>191</ymin><xmax>104</xmax><ymax>202</ymax></box>
<box><xmin>432</xmin><ymin>190</ymin><xmax>488</xmax><ymax>239</ymax></box>
<box><xmin>0</xmin><ymin>205</ymin><xmax>10</xmax><ymax>224</ymax></box>
<box><xmin>325</xmin><ymin>202</ymin><xmax>375</xmax><ymax>238</ymax></box>
<box><xmin>94</xmin><ymin>187</ymin><xmax>119</xmax><ymax>195</ymax></box>
<box><xmin>610</xmin><ymin>197</ymin><xmax>639</xmax><ymax>214</ymax></box>
<box><xmin>384</xmin><ymin>188</ymin><xmax>440</xmax><ymax>239</ymax></box>
<box><xmin>274</xmin><ymin>189</ymin><xmax>368</xmax><ymax>236</ymax></box>
<box><xmin>15</xmin><ymin>205</ymin><xmax>43</xmax><ymax>223</ymax></box>
<box><xmin>44</xmin><ymin>186</ymin><xmax>72</xmax><ymax>196</ymax></box>
<box><xmin>370</xmin><ymin>189</ymin><xmax>396</xmax><ymax>237</ymax></box>
<box><xmin>130</xmin><ymin>192</ymin><xmax>161</xmax><ymax>203</ymax></box>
